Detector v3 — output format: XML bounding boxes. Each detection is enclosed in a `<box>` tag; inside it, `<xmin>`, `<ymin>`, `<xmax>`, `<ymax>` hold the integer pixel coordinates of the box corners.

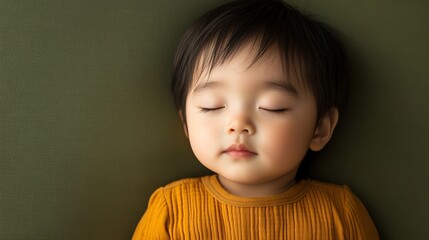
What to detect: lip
<box><xmin>223</xmin><ymin>144</ymin><xmax>257</xmax><ymax>158</ymax></box>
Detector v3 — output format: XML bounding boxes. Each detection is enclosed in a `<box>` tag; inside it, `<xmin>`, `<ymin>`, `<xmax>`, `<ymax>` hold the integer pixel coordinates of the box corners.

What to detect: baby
<box><xmin>133</xmin><ymin>0</ymin><xmax>379</xmax><ymax>239</ymax></box>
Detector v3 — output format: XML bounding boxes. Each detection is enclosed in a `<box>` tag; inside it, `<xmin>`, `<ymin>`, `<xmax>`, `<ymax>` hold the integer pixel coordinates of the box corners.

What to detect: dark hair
<box><xmin>171</xmin><ymin>0</ymin><xmax>346</xmax><ymax>124</ymax></box>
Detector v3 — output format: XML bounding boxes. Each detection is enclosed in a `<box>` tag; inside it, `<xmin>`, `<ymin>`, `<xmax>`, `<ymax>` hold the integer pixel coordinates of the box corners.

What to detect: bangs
<box><xmin>192</xmin><ymin>33</ymin><xmax>310</xmax><ymax>94</ymax></box>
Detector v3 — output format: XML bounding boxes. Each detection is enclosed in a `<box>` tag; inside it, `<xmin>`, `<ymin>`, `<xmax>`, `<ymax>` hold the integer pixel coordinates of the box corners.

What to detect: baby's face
<box><xmin>184</xmin><ymin>44</ymin><xmax>319</xmax><ymax>186</ymax></box>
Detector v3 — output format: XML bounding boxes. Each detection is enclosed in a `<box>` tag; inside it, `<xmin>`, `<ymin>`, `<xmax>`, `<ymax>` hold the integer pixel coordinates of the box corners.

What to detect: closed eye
<box><xmin>200</xmin><ymin>107</ymin><xmax>224</xmax><ymax>113</ymax></box>
<box><xmin>259</xmin><ymin>107</ymin><xmax>289</xmax><ymax>114</ymax></box>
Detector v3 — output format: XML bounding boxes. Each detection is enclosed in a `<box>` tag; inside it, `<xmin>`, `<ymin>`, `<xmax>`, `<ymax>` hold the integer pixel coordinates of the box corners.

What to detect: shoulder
<box><xmin>163</xmin><ymin>176</ymin><xmax>206</xmax><ymax>189</ymax></box>
<box><xmin>304</xmin><ymin>179</ymin><xmax>379</xmax><ymax>238</ymax></box>
<box><xmin>306</xmin><ymin>180</ymin><xmax>367</xmax><ymax>205</ymax></box>
<box><xmin>142</xmin><ymin>176</ymin><xmax>211</xmax><ymax>216</ymax></box>
<box><xmin>307</xmin><ymin>179</ymin><xmax>346</xmax><ymax>191</ymax></box>
<box><xmin>161</xmin><ymin>176</ymin><xmax>208</xmax><ymax>193</ymax></box>
<box><xmin>144</xmin><ymin>177</ymin><xmax>207</xmax><ymax>203</ymax></box>
<box><xmin>302</xmin><ymin>179</ymin><xmax>361</xmax><ymax>209</ymax></box>
<box><xmin>306</xmin><ymin>179</ymin><xmax>349</xmax><ymax>197</ymax></box>
<box><xmin>155</xmin><ymin>176</ymin><xmax>210</xmax><ymax>200</ymax></box>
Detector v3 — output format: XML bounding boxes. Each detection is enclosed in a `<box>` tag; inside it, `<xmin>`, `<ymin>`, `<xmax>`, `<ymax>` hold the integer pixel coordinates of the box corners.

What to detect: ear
<box><xmin>179</xmin><ymin>110</ymin><xmax>189</xmax><ymax>138</ymax></box>
<box><xmin>309</xmin><ymin>108</ymin><xmax>339</xmax><ymax>151</ymax></box>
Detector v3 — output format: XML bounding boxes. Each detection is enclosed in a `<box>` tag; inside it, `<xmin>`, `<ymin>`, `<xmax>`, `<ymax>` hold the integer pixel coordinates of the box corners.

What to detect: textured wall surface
<box><xmin>1</xmin><ymin>0</ymin><xmax>428</xmax><ymax>239</ymax></box>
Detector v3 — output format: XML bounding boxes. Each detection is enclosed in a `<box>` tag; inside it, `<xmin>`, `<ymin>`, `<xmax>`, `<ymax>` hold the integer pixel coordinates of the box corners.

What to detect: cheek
<box><xmin>260</xmin><ymin>120</ymin><xmax>314</xmax><ymax>161</ymax></box>
<box><xmin>186</xmin><ymin>114</ymin><xmax>221</xmax><ymax>160</ymax></box>
<box><xmin>264</xmin><ymin>123</ymin><xmax>300</xmax><ymax>149</ymax></box>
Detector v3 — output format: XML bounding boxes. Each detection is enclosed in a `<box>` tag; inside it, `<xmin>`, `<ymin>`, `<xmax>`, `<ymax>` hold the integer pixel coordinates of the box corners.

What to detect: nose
<box><xmin>227</xmin><ymin>113</ymin><xmax>255</xmax><ymax>135</ymax></box>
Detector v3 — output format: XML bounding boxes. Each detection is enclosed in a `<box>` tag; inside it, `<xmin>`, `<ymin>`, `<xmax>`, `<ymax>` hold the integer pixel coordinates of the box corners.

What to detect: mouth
<box><xmin>223</xmin><ymin>144</ymin><xmax>257</xmax><ymax>158</ymax></box>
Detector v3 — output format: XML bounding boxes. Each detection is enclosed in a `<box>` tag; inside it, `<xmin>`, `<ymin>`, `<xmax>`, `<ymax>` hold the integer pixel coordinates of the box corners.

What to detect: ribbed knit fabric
<box><xmin>132</xmin><ymin>175</ymin><xmax>379</xmax><ymax>239</ymax></box>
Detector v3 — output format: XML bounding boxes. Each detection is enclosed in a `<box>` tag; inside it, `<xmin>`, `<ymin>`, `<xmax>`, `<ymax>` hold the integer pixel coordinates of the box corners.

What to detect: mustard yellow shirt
<box><xmin>132</xmin><ymin>175</ymin><xmax>379</xmax><ymax>239</ymax></box>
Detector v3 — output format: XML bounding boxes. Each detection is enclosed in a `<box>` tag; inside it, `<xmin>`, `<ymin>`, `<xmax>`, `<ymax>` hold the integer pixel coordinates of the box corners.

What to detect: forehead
<box><xmin>197</xmin><ymin>45</ymin><xmax>279</xmax><ymax>82</ymax></box>
<box><xmin>191</xmin><ymin>42</ymin><xmax>308</xmax><ymax>94</ymax></box>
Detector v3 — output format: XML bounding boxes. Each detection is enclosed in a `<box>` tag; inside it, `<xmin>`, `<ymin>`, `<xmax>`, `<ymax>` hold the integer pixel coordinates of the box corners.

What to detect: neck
<box><xmin>217</xmin><ymin>172</ymin><xmax>297</xmax><ymax>198</ymax></box>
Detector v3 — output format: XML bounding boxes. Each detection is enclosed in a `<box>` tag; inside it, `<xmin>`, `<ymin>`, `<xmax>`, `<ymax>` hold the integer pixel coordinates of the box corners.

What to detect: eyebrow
<box><xmin>263</xmin><ymin>81</ymin><xmax>298</xmax><ymax>96</ymax></box>
<box><xmin>192</xmin><ymin>81</ymin><xmax>223</xmax><ymax>94</ymax></box>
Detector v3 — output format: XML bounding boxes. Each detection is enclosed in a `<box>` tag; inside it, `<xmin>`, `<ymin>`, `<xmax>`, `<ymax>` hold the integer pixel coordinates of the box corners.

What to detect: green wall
<box><xmin>1</xmin><ymin>0</ymin><xmax>428</xmax><ymax>239</ymax></box>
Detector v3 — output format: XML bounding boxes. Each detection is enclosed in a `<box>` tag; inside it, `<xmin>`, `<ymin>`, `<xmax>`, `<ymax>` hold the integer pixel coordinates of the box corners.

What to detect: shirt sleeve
<box><xmin>132</xmin><ymin>187</ymin><xmax>169</xmax><ymax>240</ymax></box>
<box><xmin>343</xmin><ymin>185</ymin><xmax>379</xmax><ymax>240</ymax></box>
